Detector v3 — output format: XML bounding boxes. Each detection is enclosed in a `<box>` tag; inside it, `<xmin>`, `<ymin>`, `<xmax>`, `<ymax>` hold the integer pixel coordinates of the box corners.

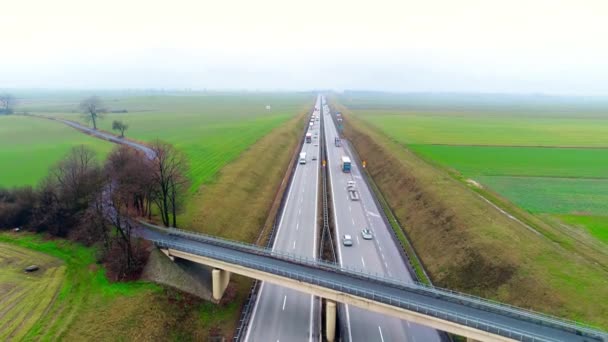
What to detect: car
<box><xmin>361</xmin><ymin>228</ymin><xmax>373</xmax><ymax>240</ymax></box>
<box><xmin>342</xmin><ymin>234</ymin><xmax>353</xmax><ymax>246</ymax></box>
<box><xmin>312</xmin><ymin>155</ymin><xmax>317</xmax><ymax>160</ymax></box>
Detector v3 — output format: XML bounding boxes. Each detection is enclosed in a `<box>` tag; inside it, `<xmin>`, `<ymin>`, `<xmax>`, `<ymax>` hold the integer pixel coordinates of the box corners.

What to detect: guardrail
<box><xmin>148</xmin><ymin>223</ymin><xmax>606</xmax><ymax>341</ymax></box>
<box><xmin>153</xmin><ymin>238</ymin><xmax>606</xmax><ymax>342</ymax></box>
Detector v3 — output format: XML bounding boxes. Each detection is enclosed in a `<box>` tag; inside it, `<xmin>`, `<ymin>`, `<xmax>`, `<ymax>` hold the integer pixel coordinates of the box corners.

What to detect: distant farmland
<box><xmin>25</xmin><ymin>93</ymin><xmax>313</xmax><ymax>192</ymax></box>
<box><xmin>0</xmin><ymin>116</ymin><xmax>112</xmax><ymax>188</ymax></box>
<box><xmin>340</xmin><ymin>93</ymin><xmax>608</xmax><ymax>245</ymax></box>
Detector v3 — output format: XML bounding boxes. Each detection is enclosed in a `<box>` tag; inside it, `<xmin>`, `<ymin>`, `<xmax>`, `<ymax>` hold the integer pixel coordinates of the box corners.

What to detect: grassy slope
<box><xmin>0</xmin><ymin>116</ymin><xmax>112</xmax><ymax>188</ymax></box>
<box><xmin>334</xmin><ymin>100</ymin><xmax>608</xmax><ymax>329</ymax></box>
<box><xmin>0</xmin><ymin>242</ymin><xmax>65</xmax><ymax>341</ymax></box>
<box><xmin>0</xmin><ymin>232</ymin><xmax>256</xmax><ymax>341</ymax></box>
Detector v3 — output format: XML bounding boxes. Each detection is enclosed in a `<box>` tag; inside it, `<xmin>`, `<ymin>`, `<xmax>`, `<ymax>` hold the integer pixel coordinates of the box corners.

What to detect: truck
<box><xmin>305</xmin><ymin>132</ymin><xmax>312</xmax><ymax>143</ymax></box>
<box><xmin>341</xmin><ymin>156</ymin><xmax>351</xmax><ymax>172</ymax></box>
<box><xmin>334</xmin><ymin>137</ymin><xmax>341</xmax><ymax>147</ymax></box>
<box><xmin>299</xmin><ymin>152</ymin><xmax>307</xmax><ymax>164</ymax></box>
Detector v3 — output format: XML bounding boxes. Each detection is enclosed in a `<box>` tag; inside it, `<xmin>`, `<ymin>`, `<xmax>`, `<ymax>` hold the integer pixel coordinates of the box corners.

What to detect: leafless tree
<box><xmin>112</xmin><ymin>120</ymin><xmax>129</xmax><ymax>137</ymax></box>
<box><xmin>150</xmin><ymin>140</ymin><xmax>189</xmax><ymax>227</ymax></box>
<box><xmin>32</xmin><ymin>146</ymin><xmax>104</xmax><ymax>237</ymax></box>
<box><xmin>0</xmin><ymin>93</ymin><xmax>15</xmax><ymax>114</ymax></box>
<box><xmin>80</xmin><ymin>96</ymin><xmax>105</xmax><ymax>130</ymax></box>
<box><xmin>105</xmin><ymin>145</ymin><xmax>154</xmax><ymax>218</ymax></box>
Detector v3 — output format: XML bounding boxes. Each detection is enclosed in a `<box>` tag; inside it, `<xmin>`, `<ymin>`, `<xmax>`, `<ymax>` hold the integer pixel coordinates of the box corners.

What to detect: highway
<box><xmin>322</xmin><ymin>96</ymin><xmax>442</xmax><ymax>342</ymax></box>
<box><xmin>245</xmin><ymin>95</ymin><xmax>322</xmax><ymax>341</ymax></box>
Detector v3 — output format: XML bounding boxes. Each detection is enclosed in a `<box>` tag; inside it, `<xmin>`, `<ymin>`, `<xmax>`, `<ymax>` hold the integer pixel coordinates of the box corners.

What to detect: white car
<box><xmin>342</xmin><ymin>234</ymin><xmax>353</xmax><ymax>246</ymax></box>
<box><xmin>361</xmin><ymin>228</ymin><xmax>373</xmax><ymax>240</ymax></box>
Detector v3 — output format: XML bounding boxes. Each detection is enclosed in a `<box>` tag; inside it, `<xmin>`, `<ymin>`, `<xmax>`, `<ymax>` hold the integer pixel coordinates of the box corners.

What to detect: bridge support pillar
<box><xmin>212</xmin><ymin>268</ymin><xmax>230</xmax><ymax>301</ymax></box>
<box><xmin>326</xmin><ymin>300</ymin><xmax>337</xmax><ymax>342</ymax></box>
<box><xmin>159</xmin><ymin>248</ymin><xmax>174</xmax><ymax>261</ymax></box>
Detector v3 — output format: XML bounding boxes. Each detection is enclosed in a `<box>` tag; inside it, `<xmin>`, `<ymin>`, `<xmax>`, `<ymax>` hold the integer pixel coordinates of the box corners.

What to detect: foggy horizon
<box><xmin>2</xmin><ymin>0</ymin><xmax>608</xmax><ymax>95</ymax></box>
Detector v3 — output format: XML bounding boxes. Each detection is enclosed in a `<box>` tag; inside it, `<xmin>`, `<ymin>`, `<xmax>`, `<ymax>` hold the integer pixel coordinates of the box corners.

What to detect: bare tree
<box><xmin>32</xmin><ymin>146</ymin><xmax>104</xmax><ymax>237</ymax></box>
<box><xmin>0</xmin><ymin>94</ymin><xmax>15</xmax><ymax>114</ymax></box>
<box><xmin>149</xmin><ymin>140</ymin><xmax>189</xmax><ymax>227</ymax></box>
<box><xmin>112</xmin><ymin>120</ymin><xmax>129</xmax><ymax>137</ymax></box>
<box><xmin>80</xmin><ymin>96</ymin><xmax>105</xmax><ymax>130</ymax></box>
<box><xmin>105</xmin><ymin>145</ymin><xmax>154</xmax><ymax>218</ymax></box>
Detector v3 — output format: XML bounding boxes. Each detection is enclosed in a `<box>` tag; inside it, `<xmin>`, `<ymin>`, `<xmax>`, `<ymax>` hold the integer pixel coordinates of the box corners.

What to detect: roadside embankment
<box><xmin>182</xmin><ymin>108</ymin><xmax>308</xmax><ymax>243</ymax></box>
<box><xmin>332</xmin><ymin>100</ymin><xmax>608</xmax><ymax>329</ymax></box>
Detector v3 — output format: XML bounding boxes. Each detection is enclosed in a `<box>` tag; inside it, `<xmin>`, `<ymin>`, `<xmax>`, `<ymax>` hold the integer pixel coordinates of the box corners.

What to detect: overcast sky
<box><xmin>2</xmin><ymin>0</ymin><xmax>607</xmax><ymax>94</ymax></box>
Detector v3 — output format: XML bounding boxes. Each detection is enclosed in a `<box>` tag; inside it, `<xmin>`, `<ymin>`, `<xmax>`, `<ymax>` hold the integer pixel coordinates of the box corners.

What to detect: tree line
<box><xmin>0</xmin><ymin>141</ymin><xmax>189</xmax><ymax>280</ymax></box>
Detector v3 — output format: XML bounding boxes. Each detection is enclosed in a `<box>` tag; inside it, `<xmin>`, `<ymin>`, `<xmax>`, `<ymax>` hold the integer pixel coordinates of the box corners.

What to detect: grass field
<box><xmin>15</xmin><ymin>92</ymin><xmax>312</xmax><ymax>193</ymax></box>
<box><xmin>0</xmin><ymin>232</ymin><xmax>252</xmax><ymax>340</ymax></box>
<box><xmin>554</xmin><ymin>215</ymin><xmax>608</xmax><ymax>244</ymax></box>
<box><xmin>0</xmin><ymin>116</ymin><xmax>112</xmax><ymax>188</ymax></box>
<box><xmin>409</xmin><ymin>145</ymin><xmax>608</xmax><ymax>178</ymax></box>
<box><xmin>342</xmin><ymin>93</ymin><xmax>608</xmax><ymax>246</ymax></box>
<box><xmin>0</xmin><ymin>242</ymin><xmax>65</xmax><ymax>341</ymax></box>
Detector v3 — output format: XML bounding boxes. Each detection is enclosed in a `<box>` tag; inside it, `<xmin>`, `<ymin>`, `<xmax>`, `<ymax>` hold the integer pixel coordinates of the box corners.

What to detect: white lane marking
<box><xmin>384</xmin><ymin>261</ymin><xmax>389</xmax><ymax>268</ymax></box>
<box><xmin>298</xmin><ymin>208</ymin><xmax>301</xmax><ymax>216</ymax></box>
<box><xmin>361</xmin><ymin>257</ymin><xmax>366</xmax><ymax>268</ymax></box>
<box><xmin>293</xmin><ymin>241</ymin><xmax>296</xmax><ymax>249</ymax></box>
<box><xmin>407</xmin><ymin>321</ymin><xmax>411</xmax><ymax>327</ymax></box>
<box><xmin>368</xmin><ymin>211</ymin><xmax>380</xmax><ymax>218</ymax></box>
<box><xmin>356</xmin><ymin>235</ymin><xmax>360</xmax><ymax>244</ymax></box>
<box><xmin>378</xmin><ymin>326</ymin><xmax>385</xmax><ymax>342</ymax></box>
<box><xmin>282</xmin><ymin>295</ymin><xmax>287</xmax><ymax>311</ymax></box>
<box><xmin>349</xmin><ymin>205</ymin><xmax>352</xmax><ymax>212</ymax></box>
<box><xmin>351</xmin><ymin>217</ymin><xmax>355</xmax><ymax>225</ymax></box>
<box><xmin>296</xmin><ymin>222</ymin><xmax>299</xmax><ymax>231</ymax></box>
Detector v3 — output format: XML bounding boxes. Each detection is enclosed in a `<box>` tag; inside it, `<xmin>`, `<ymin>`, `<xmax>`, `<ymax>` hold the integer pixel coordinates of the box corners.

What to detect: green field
<box><xmin>19</xmin><ymin>92</ymin><xmax>312</xmax><ymax>192</ymax></box>
<box><xmin>0</xmin><ymin>116</ymin><xmax>112</xmax><ymax>188</ymax></box>
<box><xmin>342</xmin><ymin>93</ymin><xmax>608</xmax><ymax>244</ymax></box>
<box><xmin>350</xmin><ymin>111</ymin><xmax>608</xmax><ymax>147</ymax></box>
<box><xmin>555</xmin><ymin>215</ymin><xmax>608</xmax><ymax>244</ymax></box>
<box><xmin>410</xmin><ymin>145</ymin><xmax>608</xmax><ymax>178</ymax></box>
<box><xmin>476</xmin><ymin>176</ymin><xmax>608</xmax><ymax>215</ymax></box>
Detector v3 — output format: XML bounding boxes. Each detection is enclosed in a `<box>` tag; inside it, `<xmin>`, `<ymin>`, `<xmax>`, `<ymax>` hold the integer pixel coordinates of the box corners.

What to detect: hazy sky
<box><xmin>2</xmin><ymin>0</ymin><xmax>608</xmax><ymax>94</ymax></box>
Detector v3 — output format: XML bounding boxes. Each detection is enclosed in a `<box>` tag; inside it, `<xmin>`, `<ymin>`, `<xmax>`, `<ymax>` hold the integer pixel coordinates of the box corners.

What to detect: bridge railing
<box><xmin>154</xmin><ymin>238</ymin><xmax>586</xmax><ymax>342</ymax></box>
<box><xmin>147</xmin><ymin>223</ymin><xmax>606</xmax><ymax>338</ymax></box>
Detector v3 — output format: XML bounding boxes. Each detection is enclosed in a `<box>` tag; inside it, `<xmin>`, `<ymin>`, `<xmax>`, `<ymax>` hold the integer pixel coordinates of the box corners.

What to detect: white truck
<box><xmin>299</xmin><ymin>152</ymin><xmax>307</xmax><ymax>164</ymax></box>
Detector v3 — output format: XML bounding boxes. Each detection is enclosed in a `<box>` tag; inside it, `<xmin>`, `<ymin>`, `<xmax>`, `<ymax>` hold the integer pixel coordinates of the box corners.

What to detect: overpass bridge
<box><xmin>144</xmin><ymin>227</ymin><xmax>606</xmax><ymax>342</ymax></box>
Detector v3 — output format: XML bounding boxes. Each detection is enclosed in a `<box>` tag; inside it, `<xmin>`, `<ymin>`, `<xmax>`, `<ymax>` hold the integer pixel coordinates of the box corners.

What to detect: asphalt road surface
<box><xmin>245</xmin><ymin>96</ymin><xmax>322</xmax><ymax>342</ymax></box>
<box><xmin>322</xmin><ymin>97</ymin><xmax>442</xmax><ymax>342</ymax></box>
